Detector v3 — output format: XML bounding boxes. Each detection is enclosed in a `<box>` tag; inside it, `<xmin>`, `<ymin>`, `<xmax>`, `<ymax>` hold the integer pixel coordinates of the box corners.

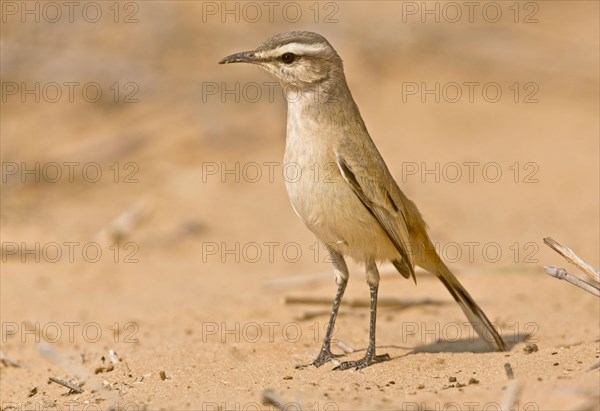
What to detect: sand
<box><xmin>1</xmin><ymin>2</ymin><xmax>598</xmax><ymax>410</ymax></box>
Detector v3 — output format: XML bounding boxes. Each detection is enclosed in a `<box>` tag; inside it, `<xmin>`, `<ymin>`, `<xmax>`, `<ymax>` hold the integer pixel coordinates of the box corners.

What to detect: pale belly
<box><xmin>283</xmin><ymin>141</ymin><xmax>399</xmax><ymax>263</ymax></box>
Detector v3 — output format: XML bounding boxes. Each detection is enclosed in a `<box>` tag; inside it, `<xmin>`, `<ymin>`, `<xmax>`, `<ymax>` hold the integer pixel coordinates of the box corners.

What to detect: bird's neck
<box><xmin>284</xmin><ymin>75</ymin><xmax>369</xmax><ymax>162</ymax></box>
<box><xmin>285</xmin><ymin>75</ymin><xmax>366</xmax><ymax>132</ymax></box>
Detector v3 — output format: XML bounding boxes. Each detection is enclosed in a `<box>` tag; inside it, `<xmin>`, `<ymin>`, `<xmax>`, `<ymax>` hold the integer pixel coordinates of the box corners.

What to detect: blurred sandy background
<box><xmin>1</xmin><ymin>1</ymin><xmax>599</xmax><ymax>410</ymax></box>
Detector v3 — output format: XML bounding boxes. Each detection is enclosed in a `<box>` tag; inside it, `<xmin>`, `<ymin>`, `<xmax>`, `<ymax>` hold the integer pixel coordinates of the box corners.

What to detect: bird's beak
<box><xmin>218</xmin><ymin>50</ymin><xmax>258</xmax><ymax>65</ymax></box>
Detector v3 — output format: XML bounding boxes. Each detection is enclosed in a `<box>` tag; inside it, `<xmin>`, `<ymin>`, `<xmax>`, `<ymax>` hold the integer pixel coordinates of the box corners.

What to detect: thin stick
<box><xmin>587</xmin><ymin>361</ymin><xmax>600</xmax><ymax>372</ymax></box>
<box><xmin>39</xmin><ymin>343</ymin><xmax>118</xmax><ymax>402</ymax></box>
<box><xmin>544</xmin><ymin>266</ymin><xmax>600</xmax><ymax>297</ymax></box>
<box><xmin>543</xmin><ymin>238</ymin><xmax>600</xmax><ymax>373</ymax></box>
<box><xmin>264</xmin><ymin>274</ymin><xmax>330</xmax><ymax>290</ymax></box>
<box><xmin>543</xmin><ymin>237</ymin><xmax>599</xmax><ymax>283</ymax></box>
<box><xmin>336</xmin><ymin>341</ymin><xmax>356</xmax><ymax>354</ymax></box>
<box><xmin>500</xmin><ymin>380</ymin><xmax>522</xmax><ymax>411</ymax></box>
<box><xmin>262</xmin><ymin>389</ymin><xmax>302</xmax><ymax>411</ymax></box>
<box><xmin>264</xmin><ymin>267</ymin><xmax>429</xmax><ymax>291</ymax></box>
<box><xmin>0</xmin><ymin>351</ymin><xmax>22</xmax><ymax>368</ymax></box>
<box><xmin>48</xmin><ymin>377</ymin><xmax>84</xmax><ymax>394</ymax></box>
<box><xmin>284</xmin><ymin>295</ymin><xmax>443</xmax><ymax>308</ymax></box>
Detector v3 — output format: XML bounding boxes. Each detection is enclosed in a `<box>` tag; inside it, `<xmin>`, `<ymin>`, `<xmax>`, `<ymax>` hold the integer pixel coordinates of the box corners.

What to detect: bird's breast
<box><xmin>283</xmin><ymin>111</ymin><xmax>397</xmax><ymax>262</ymax></box>
<box><xmin>283</xmin><ymin>117</ymin><xmax>339</xmax><ymax>227</ymax></box>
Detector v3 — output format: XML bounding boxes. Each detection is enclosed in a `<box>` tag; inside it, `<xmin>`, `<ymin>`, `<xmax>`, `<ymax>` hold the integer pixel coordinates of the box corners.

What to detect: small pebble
<box><xmin>468</xmin><ymin>378</ymin><xmax>479</xmax><ymax>385</ymax></box>
<box><xmin>448</xmin><ymin>377</ymin><xmax>457</xmax><ymax>383</ymax></box>
<box><xmin>523</xmin><ymin>343</ymin><xmax>538</xmax><ymax>354</ymax></box>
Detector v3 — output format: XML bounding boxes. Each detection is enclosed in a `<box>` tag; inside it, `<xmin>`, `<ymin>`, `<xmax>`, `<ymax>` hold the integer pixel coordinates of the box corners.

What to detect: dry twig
<box><xmin>336</xmin><ymin>341</ymin><xmax>356</xmax><ymax>354</ymax></box>
<box><xmin>543</xmin><ymin>237</ymin><xmax>599</xmax><ymax>297</ymax></box>
<box><xmin>544</xmin><ymin>266</ymin><xmax>599</xmax><ymax>297</ymax></box>
<box><xmin>543</xmin><ymin>238</ymin><xmax>600</xmax><ymax>372</ymax></box>
<box><xmin>48</xmin><ymin>377</ymin><xmax>84</xmax><ymax>394</ymax></box>
<box><xmin>0</xmin><ymin>351</ymin><xmax>22</xmax><ymax>368</ymax></box>
<box><xmin>587</xmin><ymin>361</ymin><xmax>600</xmax><ymax>372</ymax></box>
<box><xmin>500</xmin><ymin>380</ymin><xmax>522</xmax><ymax>411</ymax></box>
<box><xmin>262</xmin><ymin>389</ymin><xmax>302</xmax><ymax>411</ymax></box>
<box><xmin>284</xmin><ymin>295</ymin><xmax>443</xmax><ymax>308</ymax></box>
<box><xmin>544</xmin><ymin>238</ymin><xmax>599</xmax><ymax>282</ymax></box>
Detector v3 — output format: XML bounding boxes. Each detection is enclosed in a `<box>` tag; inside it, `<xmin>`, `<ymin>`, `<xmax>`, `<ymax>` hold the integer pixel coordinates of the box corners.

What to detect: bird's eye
<box><xmin>281</xmin><ymin>53</ymin><xmax>296</xmax><ymax>64</ymax></box>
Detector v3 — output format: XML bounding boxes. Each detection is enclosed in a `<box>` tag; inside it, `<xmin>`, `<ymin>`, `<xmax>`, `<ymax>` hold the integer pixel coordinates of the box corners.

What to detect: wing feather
<box><xmin>336</xmin><ymin>151</ymin><xmax>416</xmax><ymax>282</ymax></box>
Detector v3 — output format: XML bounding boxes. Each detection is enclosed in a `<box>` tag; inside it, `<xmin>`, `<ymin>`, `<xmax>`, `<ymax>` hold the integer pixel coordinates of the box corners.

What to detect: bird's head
<box><xmin>219</xmin><ymin>31</ymin><xmax>345</xmax><ymax>95</ymax></box>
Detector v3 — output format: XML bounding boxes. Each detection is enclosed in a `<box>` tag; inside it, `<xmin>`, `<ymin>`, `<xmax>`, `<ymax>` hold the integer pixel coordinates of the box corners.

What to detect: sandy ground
<box><xmin>1</xmin><ymin>2</ymin><xmax>599</xmax><ymax>410</ymax></box>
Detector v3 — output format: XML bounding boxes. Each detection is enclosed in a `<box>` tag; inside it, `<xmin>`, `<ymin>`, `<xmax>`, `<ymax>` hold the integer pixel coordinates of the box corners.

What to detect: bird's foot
<box><xmin>333</xmin><ymin>352</ymin><xmax>390</xmax><ymax>371</ymax></box>
<box><xmin>295</xmin><ymin>348</ymin><xmax>345</xmax><ymax>369</ymax></box>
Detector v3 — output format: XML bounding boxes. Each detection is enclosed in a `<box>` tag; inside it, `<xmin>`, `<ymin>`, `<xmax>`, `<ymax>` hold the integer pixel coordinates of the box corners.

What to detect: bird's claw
<box><xmin>295</xmin><ymin>348</ymin><xmax>345</xmax><ymax>369</ymax></box>
<box><xmin>333</xmin><ymin>352</ymin><xmax>390</xmax><ymax>371</ymax></box>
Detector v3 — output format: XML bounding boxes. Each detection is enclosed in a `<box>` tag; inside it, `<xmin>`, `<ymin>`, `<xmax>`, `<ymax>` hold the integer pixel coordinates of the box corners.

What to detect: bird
<box><xmin>219</xmin><ymin>31</ymin><xmax>505</xmax><ymax>370</ymax></box>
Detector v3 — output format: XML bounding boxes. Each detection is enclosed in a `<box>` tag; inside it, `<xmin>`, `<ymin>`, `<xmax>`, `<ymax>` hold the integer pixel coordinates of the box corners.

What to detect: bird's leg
<box><xmin>334</xmin><ymin>260</ymin><xmax>390</xmax><ymax>370</ymax></box>
<box><xmin>296</xmin><ymin>247</ymin><xmax>348</xmax><ymax>368</ymax></box>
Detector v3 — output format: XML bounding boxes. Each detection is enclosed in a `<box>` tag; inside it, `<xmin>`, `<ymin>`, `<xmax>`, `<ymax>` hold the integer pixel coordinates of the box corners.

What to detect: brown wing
<box><xmin>336</xmin><ymin>151</ymin><xmax>415</xmax><ymax>282</ymax></box>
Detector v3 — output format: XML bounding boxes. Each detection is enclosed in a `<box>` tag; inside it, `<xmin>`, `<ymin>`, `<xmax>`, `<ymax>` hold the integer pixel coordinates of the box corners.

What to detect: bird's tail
<box><xmin>420</xmin><ymin>251</ymin><xmax>506</xmax><ymax>351</ymax></box>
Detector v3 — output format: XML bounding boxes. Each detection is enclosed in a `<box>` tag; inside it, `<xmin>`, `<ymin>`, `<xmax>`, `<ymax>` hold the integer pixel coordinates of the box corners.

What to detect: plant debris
<box><xmin>48</xmin><ymin>377</ymin><xmax>84</xmax><ymax>394</ymax></box>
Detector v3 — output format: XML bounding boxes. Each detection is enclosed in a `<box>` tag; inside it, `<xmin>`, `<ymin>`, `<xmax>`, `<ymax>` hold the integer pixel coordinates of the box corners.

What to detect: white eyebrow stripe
<box><xmin>262</xmin><ymin>42</ymin><xmax>328</xmax><ymax>58</ymax></box>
